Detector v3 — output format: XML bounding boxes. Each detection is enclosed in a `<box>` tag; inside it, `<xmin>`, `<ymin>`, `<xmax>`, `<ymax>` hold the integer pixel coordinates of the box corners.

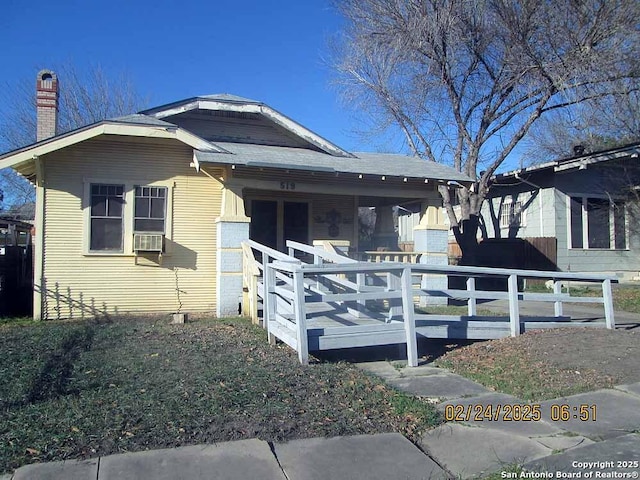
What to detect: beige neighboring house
<box><xmin>0</xmin><ymin>70</ymin><xmax>471</xmax><ymax>320</ymax></box>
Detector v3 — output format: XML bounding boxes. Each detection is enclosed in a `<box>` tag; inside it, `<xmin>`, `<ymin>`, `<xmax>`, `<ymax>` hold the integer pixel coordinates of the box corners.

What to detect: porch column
<box><xmin>215</xmin><ymin>184</ymin><xmax>250</xmax><ymax>317</ymax></box>
<box><xmin>414</xmin><ymin>203</ymin><xmax>448</xmax><ymax>306</ymax></box>
<box><xmin>373</xmin><ymin>206</ymin><xmax>398</xmax><ymax>250</ymax></box>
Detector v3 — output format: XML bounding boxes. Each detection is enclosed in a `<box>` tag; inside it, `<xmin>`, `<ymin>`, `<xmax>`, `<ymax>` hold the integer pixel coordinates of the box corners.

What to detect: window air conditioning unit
<box><xmin>134</xmin><ymin>233</ymin><xmax>164</xmax><ymax>253</ymax></box>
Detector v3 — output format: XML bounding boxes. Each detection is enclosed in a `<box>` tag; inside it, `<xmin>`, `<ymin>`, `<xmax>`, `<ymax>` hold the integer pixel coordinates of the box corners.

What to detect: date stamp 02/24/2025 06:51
<box><xmin>443</xmin><ymin>403</ymin><xmax>597</xmax><ymax>422</ymax></box>
<box><xmin>444</xmin><ymin>403</ymin><xmax>639</xmax><ymax>479</ymax></box>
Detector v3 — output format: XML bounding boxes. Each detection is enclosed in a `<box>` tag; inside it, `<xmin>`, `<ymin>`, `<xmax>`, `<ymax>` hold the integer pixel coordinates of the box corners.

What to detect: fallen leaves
<box><xmin>436</xmin><ymin>328</ymin><xmax>626</xmax><ymax>400</ymax></box>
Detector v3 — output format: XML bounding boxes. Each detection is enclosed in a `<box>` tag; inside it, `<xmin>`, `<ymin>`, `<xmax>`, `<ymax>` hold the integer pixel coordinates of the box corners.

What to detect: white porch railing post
<box><xmin>356</xmin><ymin>272</ymin><xmax>366</xmax><ymax>317</ymax></box>
<box><xmin>250</xmin><ymin>274</ymin><xmax>258</xmax><ymax>323</ymax></box>
<box><xmin>602</xmin><ymin>278</ymin><xmax>615</xmax><ymax>329</ymax></box>
<box><xmin>508</xmin><ymin>274</ymin><xmax>521</xmax><ymax>336</ymax></box>
<box><xmin>388</xmin><ymin>271</ymin><xmax>402</xmax><ymax>321</ymax></box>
<box><xmin>262</xmin><ymin>254</ymin><xmax>270</xmax><ymax>331</ymax></box>
<box><xmin>264</xmin><ymin>255</ymin><xmax>277</xmax><ymax>345</ymax></box>
<box><xmin>401</xmin><ymin>267</ymin><xmax>418</xmax><ymax>367</ymax></box>
<box><xmin>466</xmin><ymin>277</ymin><xmax>477</xmax><ymax>316</ymax></box>
<box><xmin>314</xmin><ymin>254</ymin><xmax>322</xmax><ymax>290</ymax></box>
<box><xmin>293</xmin><ymin>267</ymin><xmax>309</xmax><ymax>365</ymax></box>
<box><xmin>553</xmin><ymin>280</ymin><xmax>564</xmax><ymax>317</ymax></box>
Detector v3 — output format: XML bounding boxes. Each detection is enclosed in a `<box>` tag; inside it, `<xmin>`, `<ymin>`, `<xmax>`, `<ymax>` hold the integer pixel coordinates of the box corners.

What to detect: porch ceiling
<box><xmin>358</xmin><ymin>196</ymin><xmax>424</xmax><ymax>207</ymax></box>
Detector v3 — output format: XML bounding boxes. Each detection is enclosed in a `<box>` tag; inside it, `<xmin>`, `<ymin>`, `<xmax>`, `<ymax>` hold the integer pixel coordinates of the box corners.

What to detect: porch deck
<box><xmin>242</xmin><ymin>240</ymin><xmax>617</xmax><ymax>366</ymax></box>
<box><xmin>275</xmin><ymin>296</ymin><xmax>605</xmax><ymax>351</ymax></box>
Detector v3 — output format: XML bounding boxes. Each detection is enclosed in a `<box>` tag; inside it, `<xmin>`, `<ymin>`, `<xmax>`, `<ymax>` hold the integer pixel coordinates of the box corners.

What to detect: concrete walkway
<box><xmin>5</xmin><ymin>363</ymin><xmax>639</xmax><ymax>479</ymax></box>
<box><xmin>359</xmin><ymin>361</ymin><xmax>640</xmax><ymax>479</ymax></box>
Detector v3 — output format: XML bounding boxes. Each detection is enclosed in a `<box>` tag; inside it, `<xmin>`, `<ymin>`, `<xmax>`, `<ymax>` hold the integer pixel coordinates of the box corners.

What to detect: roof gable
<box><xmin>141</xmin><ymin>95</ymin><xmax>354</xmax><ymax>158</ymax></box>
<box><xmin>161</xmin><ymin>110</ymin><xmax>320</xmax><ymax>150</ymax></box>
<box><xmin>0</xmin><ymin>119</ymin><xmax>226</xmax><ymax>179</ymax></box>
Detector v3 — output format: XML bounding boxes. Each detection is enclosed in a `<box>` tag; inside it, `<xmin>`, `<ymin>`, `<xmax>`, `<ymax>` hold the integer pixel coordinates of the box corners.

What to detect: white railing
<box><xmin>355</xmin><ymin>251</ymin><xmax>424</xmax><ymax>264</ymax></box>
<box><xmin>268</xmin><ymin>259</ymin><xmax>418</xmax><ymax>367</ymax></box>
<box><xmin>241</xmin><ymin>240</ymin><xmax>618</xmax><ymax>366</ymax></box>
<box><xmin>241</xmin><ymin>242</ymin><xmax>261</xmax><ymax>323</ymax></box>
<box><xmin>243</xmin><ymin>240</ymin><xmax>301</xmax><ymax>342</ymax></box>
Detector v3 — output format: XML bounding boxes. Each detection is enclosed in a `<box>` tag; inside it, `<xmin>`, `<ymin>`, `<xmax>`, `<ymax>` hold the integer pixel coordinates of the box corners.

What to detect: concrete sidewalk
<box><xmin>5</xmin><ymin>365</ymin><xmax>640</xmax><ymax>479</ymax></box>
<box><xmin>6</xmin><ymin>433</ymin><xmax>447</xmax><ymax>480</ymax></box>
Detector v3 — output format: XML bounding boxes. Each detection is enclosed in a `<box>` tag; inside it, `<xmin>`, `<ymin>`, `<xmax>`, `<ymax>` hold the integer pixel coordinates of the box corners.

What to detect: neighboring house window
<box><xmin>90</xmin><ymin>184</ymin><xmax>124</xmax><ymax>251</ymax></box>
<box><xmin>570</xmin><ymin>197</ymin><xmax>583</xmax><ymax>248</ymax></box>
<box><xmin>569</xmin><ymin>196</ymin><xmax>626</xmax><ymax>249</ymax></box>
<box><xmin>500</xmin><ymin>201</ymin><xmax>523</xmax><ymax>229</ymax></box>
<box><xmin>134</xmin><ymin>186</ymin><xmax>167</xmax><ymax>232</ymax></box>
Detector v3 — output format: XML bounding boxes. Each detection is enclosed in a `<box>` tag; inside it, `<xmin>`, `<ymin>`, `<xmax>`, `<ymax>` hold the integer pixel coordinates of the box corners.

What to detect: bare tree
<box><xmin>333</xmin><ymin>0</ymin><xmax>640</xmax><ymax>261</ymax></box>
<box><xmin>524</xmin><ymin>91</ymin><xmax>640</xmax><ymax>164</ymax></box>
<box><xmin>0</xmin><ymin>64</ymin><xmax>147</xmax><ymax>210</ymax></box>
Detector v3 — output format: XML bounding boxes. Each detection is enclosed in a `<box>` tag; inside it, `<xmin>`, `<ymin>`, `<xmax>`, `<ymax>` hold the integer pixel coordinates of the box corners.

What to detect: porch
<box><xmin>241</xmin><ymin>240</ymin><xmax>617</xmax><ymax>366</ymax></box>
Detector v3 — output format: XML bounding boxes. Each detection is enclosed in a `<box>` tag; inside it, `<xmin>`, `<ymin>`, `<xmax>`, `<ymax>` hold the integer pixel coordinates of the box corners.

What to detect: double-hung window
<box><xmin>90</xmin><ymin>184</ymin><xmax>124</xmax><ymax>251</ymax></box>
<box><xmin>499</xmin><ymin>200</ymin><xmax>523</xmax><ymax>229</ymax></box>
<box><xmin>134</xmin><ymin>186</ymin><xmax>167</xmax><ymax>233</ymax></box>
<box><xmin>570</xmin><ymin>196</ymin><xmax>627</xmax><ymax>249</ymax></box>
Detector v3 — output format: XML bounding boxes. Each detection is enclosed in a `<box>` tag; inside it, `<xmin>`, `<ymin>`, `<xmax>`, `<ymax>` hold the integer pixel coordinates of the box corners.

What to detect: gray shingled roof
<box><xmin>140</xmin><ymin>94</ymin><xmax>263</xmax><ymax>117</ymax></box>
<box><xmin>196</xmin><ymin>142</ymin><xmax>472</xmax><ymax>182</ymax></box>
<box><xmin>110</xmin><ymin>114</ymin><xmax>177</xmax><ymax>127</ymax></box>
<box><xmin>107</xmin><ymin>114</ymin><xmax>473</xmax><ymax>182</ymax></box>
<box><xmin>199</xmin><ymin>94</ymin><xmax>262</xmax><ymax>104</ymax></box>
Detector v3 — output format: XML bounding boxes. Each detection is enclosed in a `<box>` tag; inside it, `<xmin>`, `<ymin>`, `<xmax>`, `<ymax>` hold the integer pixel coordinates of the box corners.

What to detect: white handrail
<box><xmin>250</xmin><ymin>240</ymin><xmax>617</xmax><ymax>366</ymax></box>
<box><xmin>266</xmin><ymin>258</ymin><xmax>616</xmax><ymax>330</ymax></box>
<box><xmin>286</xmin><ymin>240</ymin><xmax>358</xmax><ymax>264</ymax></box>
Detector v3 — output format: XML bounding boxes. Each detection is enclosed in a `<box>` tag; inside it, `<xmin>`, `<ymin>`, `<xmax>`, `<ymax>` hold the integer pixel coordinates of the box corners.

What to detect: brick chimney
<box><xmin>36</xmin><ymin>69</ymin><xmax>59</xmax><ymax>141</ymax></box>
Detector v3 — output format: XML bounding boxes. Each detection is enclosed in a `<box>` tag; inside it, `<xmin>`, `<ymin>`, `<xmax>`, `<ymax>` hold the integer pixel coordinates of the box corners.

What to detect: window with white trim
<box><xmin>570</xmin><ymin>196</ymin><xmax>627</xmax><ymax>249</ymax></box>
<box><xmin>90</xmin><ymin>184</ymin><xmax>124</xmax><ymax>251</ymax></box>
<box><xmin>499</xmin><ymin>200</ymin><xmax>523</xmax><ymax>229</ymax></box>
<box><xmin>134</xmin><ymin>186</ymin><xmax>167</xmax><ymax>233</ymax></box>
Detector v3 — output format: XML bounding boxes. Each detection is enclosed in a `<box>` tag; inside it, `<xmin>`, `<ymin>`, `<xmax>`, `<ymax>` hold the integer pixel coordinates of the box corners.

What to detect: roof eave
<box><xmin>554</xmin><ymin>145</ymin><xmax>640</xmax><ymax>172</ymax></box>
<box><xmin>0</xmin><ymin>121</ymin><xmax>227</xmax><ymax>172</ymax></box>
<box><xmin>494</xmin><ymin>142</ymin><xmax>640</xmax><ymax>181</ymax></box>
<box><xmin>258</xmin><ymin>105</ymin><xmax>354</xmax><ymax>159</ymax></box>
<box><xmin>196</xmin><ymin>151</ymin><xmax>473</xmax><ymax>183</ymax></box>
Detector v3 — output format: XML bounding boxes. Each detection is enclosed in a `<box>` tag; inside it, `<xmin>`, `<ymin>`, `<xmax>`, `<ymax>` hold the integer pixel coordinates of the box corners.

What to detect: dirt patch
<box><xmin>522</xmin><ymin>328</ymin><xmax>640</xmax><ymax>385</ymax></box>
<box><xmin>436</xmin><ymin>327</ymin><xmax>640</xmax><ymax>400</ymax></box>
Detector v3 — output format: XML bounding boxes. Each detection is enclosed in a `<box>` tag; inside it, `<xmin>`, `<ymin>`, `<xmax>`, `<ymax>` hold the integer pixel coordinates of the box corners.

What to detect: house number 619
<box><xmin>280</xmin><ymin>181</ymin><xmax>295</xmax><ymax>190</ymax></box>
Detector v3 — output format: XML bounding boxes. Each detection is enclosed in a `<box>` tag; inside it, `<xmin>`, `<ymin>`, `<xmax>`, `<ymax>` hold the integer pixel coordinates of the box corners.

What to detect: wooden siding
<box><xmin>40</xmin><ymin>136</ymin><xmax>223</xmax><ymax>319</ymax></box>
<box><xmin>167</xmin><ymin>111</ymin><xmax>316</xmax><ymax>149</ymax></box>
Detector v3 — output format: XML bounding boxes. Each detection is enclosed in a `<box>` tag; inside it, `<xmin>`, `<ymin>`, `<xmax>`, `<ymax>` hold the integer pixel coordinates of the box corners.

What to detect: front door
<box><xmin>283</xmin><ymin>201</ymin><xmax>309</xmax><ymax>247</ymax></box>
<box><xmin>249</xmin><ymin>200</ymin><xmax>277</xmax><ymax>250</ymax></box>
<box><xmin>249</xmin><ymin>199</ymin><xmax>309</xmax><ymax>252</ymax></box>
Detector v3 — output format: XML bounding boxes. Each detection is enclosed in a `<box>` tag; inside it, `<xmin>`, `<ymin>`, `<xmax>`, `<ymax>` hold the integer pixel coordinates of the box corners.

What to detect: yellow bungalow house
<box><xmin>0</xmin><ymin>70</ymin><xmax>471</xmax><ymax>320</ymax></box>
